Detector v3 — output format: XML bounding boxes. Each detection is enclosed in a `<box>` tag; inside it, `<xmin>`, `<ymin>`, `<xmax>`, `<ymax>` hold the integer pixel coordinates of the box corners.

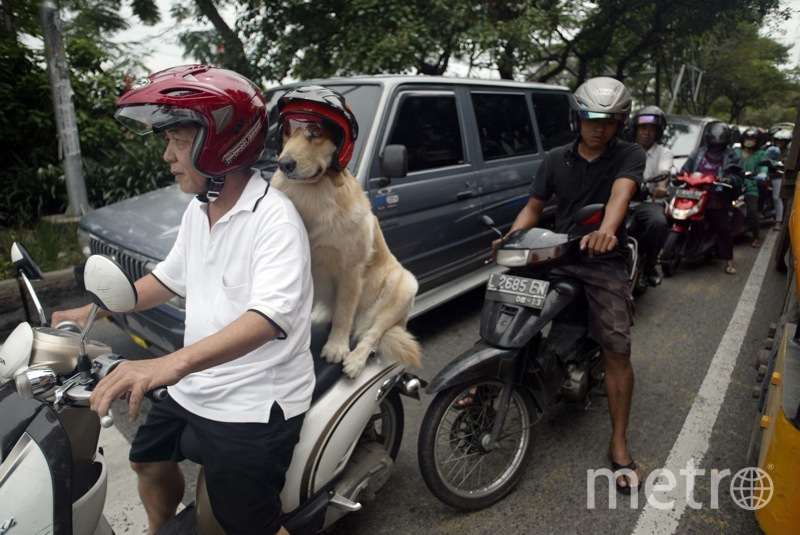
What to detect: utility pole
<box><xmin>40</xmin><ymin>0</ymin><xmax>90</xmax><ymax>218</ymax></box>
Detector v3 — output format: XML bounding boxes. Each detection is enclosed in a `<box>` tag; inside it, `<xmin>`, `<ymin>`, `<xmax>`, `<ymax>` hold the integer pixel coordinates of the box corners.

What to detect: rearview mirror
<box><xmin>83</xmin><ymin>255</ymin><xmax>138</xmax><ymax>313</ymax></box>
<box><xmin>11</xmin><ymin>242</ymin><xmax>44</xmax><ymax>281</ymax></box>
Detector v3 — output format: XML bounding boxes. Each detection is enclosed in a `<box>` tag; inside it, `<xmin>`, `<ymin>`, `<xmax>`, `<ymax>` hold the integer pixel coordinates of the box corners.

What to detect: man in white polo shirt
<box><xmin>52</xmin><ymin>65</ymin><xmax>314</xmax><ymax>535</ymax></box>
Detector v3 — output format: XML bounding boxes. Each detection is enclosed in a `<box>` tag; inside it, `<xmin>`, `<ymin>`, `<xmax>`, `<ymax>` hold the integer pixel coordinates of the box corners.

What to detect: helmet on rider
<box><xmin>773</xmin><ymin>129</ymin><xmax>793</xmax><ymax>143</ymax></box>
<box><xmin>277</xmin><ymin>85</ymin><xmax>359</xmax><ymax>171</ymax></box>
<box><xmin>742</xmin><ymin>127</ymin><xmax>759</xmax><ymax>149</ymax></box>
<box><xmin>571</xmin><ymin>76</ymin><xmax>632</xmax><ymax>136</ymax></box>
<box><xmin>704</xmin><ymin>122</ymin><xmax>732</xmax><ymax>153</ymax></box>
<box><xmin>630</xmin><ymin>105</ymin><xmax>668</xmax><ymax>142</ymax></box>
<box><xmin>115</xmin><ymin>65</ymin><xmax>268</xmax><ymax>201</ymax></box>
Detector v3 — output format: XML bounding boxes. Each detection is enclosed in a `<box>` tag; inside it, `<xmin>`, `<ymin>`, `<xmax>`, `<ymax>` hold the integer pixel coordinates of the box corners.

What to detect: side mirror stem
<box><xmin>76</xmin><ymin>303</ymin><xmax>99</xmax><ymax>379</ymax></box>
<box><xmin>17</xmin><ymin>270</ymin><xmax>47</xmax><ymax>326</ymax></box>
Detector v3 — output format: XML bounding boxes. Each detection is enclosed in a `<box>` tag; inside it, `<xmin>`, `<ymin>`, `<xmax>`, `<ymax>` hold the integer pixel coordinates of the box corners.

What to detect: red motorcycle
<box><xmin>660</xmin><ymin>172</ymin><xmax>745</xmax><ymax>277</ymax></box>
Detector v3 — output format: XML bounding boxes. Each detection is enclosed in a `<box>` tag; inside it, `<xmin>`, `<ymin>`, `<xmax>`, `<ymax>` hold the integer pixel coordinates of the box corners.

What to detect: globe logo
<box><xmin>729</xmin><ymin>467</ymin><xmax>773</xmax><ymax>510</ymax></box>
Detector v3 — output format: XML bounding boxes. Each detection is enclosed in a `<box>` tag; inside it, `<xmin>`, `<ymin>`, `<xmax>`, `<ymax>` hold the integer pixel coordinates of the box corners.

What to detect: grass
<box><xmin>0</xmin><ymin>220</ymin><xmax>84</xmax><ymax>280</ymax></box>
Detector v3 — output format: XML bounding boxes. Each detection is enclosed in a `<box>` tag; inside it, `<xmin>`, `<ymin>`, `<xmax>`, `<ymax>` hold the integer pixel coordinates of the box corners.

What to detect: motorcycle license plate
<box><xmin>485</xmin><ymin>273</ymin><xmax>549</xmax><ymax>309</ymax></box>
<box><xmin>675</xmin><ymin>189</ymin><xmax>703</xmax><ymax>200</ymax></box>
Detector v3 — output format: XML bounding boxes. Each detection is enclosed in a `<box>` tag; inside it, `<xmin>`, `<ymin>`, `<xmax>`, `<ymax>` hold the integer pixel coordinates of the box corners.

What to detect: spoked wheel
<box><xmin>417</xmin><ymin>381</ymin><xmax>537</xmax><ymax>511</ymax></box>
<box><xmin>661</xmin><ymin>231</ymin><xmax>685</xmax><ymax>277</ymax></box>
<box><xmin>363</xmin><ymin>389</ymin><xmax>404</xmax><ymax>460</ymax></box>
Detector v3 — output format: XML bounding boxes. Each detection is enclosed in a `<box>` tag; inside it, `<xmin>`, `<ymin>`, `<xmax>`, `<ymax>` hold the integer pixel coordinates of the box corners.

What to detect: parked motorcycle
<box><xmin>416</xmin><ymin>205</ymin><xmax>618</xmax><ymax>511</ymax></box>
<box><xmin>0</xmin><ymin>243</ymin><xmax>423</xmax><ymax>534</ymax></box>
<box><xmin>660</xmin><ymin>172</ymin><xmax>746</xmax><ymax>277</ymax></box>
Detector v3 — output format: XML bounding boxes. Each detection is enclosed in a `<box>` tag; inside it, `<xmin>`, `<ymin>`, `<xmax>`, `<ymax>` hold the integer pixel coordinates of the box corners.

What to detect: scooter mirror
<box><xmin>83</xmin><ymin>255</ymin><xmax>138</xmax><ymax>313</ymax></box>
<box><xmin>11</xmin><ymin>242</ymin><xmax>44</xmax><ymax>281</ymax></box>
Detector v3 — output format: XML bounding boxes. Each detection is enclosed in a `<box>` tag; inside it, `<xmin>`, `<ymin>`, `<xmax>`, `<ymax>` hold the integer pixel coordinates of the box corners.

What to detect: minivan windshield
<box><xmin>260</xmin><ymin>83</ymin><xmax>382</xmax><ymax>174</ymax></box>
<box><xmin>662</xmin><ymin>122</ymin><xmax>702</xmax><ymax>159</ymax></box>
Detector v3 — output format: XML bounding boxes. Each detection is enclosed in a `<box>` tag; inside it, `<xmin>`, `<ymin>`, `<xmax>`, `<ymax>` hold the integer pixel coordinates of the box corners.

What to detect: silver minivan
<box><xmin>78</xmin><ymin>75</ymin><xmax>575</xmax><ymax>354</ymax></box>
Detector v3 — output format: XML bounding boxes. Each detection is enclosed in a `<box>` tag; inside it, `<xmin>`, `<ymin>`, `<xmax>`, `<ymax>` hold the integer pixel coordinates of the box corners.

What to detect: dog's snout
<box><xmin>279</xmin><ymin>157</ymin><xmax>297</xmax><ymax>175</ymax></box>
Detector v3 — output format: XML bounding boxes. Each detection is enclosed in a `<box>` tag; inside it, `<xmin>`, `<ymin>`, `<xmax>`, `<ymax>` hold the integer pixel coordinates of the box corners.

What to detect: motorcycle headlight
<box><xmin>495</xmin><ymin>249</ymin><xmax>531</xmax><ymax>267</ymax></box>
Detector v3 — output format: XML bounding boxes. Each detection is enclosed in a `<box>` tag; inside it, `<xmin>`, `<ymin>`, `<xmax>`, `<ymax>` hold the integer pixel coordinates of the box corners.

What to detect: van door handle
<box><xmin>457</xmin><ymin>190</ymin><xmax>475</xmax><ymax>200</ymax></box>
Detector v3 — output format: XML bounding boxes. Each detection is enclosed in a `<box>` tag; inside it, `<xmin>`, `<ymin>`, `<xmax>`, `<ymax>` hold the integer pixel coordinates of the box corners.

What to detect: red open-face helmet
<box><xmin>115</xmin><ymin>65</ymin><xmax>267</xmax><ymax>179</ymax></box>
<box><xmin>277</xmin><ymin>85</ymin><xmax>359</xmax><ymax>171</ymax></box>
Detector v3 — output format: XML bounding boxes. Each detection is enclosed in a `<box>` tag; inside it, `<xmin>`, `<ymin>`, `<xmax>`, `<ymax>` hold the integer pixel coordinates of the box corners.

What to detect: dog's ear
<box><xmin>330</xmin><ymin>171</ymin><xmax>345</xmax><ymax>187</ymax></box>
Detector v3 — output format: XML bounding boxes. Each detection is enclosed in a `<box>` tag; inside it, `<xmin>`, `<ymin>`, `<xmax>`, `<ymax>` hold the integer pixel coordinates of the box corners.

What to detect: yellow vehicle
<box><xmin>748</xmin><ymin>115</ymin><xmax>800</xmax><ymax>534</ymax></box>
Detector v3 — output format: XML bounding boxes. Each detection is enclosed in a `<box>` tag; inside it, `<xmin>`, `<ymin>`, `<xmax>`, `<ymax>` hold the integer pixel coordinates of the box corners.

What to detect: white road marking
<box><xmin>632</xmin><ymin>231</ymin><xmax>776</xmax><ymax>534</ymax></box>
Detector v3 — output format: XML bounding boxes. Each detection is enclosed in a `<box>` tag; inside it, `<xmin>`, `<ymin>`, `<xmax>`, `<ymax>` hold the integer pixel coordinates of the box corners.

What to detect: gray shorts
<box><xmin>552</xmin><ymin>255</ymin><xmax>633</xmax><ymax>354</ymax></box>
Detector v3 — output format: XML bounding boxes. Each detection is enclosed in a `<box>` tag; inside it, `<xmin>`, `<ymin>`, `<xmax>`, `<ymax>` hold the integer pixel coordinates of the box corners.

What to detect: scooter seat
<box><xmin>309</xmin><ymin>323</ymin><xmax>345</xmax><ymax>402</ymax></box>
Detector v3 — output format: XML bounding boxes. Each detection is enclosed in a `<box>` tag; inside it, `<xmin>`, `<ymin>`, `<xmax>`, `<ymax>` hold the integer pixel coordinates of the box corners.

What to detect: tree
<box><xmin>0</xmin><ymin>0</ymin><xmax>170</xmax><ymax>225</ymax></box>
<box><xmin>699</xmin><ymin>22</ymin><xmax>792</xmax><ymax>122</ymax></box>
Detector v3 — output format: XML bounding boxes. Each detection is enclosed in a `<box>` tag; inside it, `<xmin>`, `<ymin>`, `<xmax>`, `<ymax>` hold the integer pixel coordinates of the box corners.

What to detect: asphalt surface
<box><xmin>3</xmin><ymin>228</ymin><xmax>788</xmax><ymax>534</ymax></box>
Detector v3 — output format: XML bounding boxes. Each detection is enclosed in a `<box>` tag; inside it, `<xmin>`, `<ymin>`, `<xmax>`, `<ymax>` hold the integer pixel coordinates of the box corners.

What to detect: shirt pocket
<box><xmin>212</xmin><ymin>277</ymin><xmax>250</xmax><ymax>323</ymax></box>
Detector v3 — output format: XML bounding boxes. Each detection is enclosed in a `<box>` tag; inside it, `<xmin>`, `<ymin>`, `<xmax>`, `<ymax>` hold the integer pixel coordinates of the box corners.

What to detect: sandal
<box><xmin>456</xmin><ymin>388</ymin><xmax>480</xmax><ymax>408</ymax></box>
<box><xmin>608</xmin><ymin>450</ymin><xmax>641</xmax><ymax>495</ymax></box>
<box><xmin>752</xmin><ymin>240</ymin><xmax>762</xmax><ymax>248</ymax></box>
<box><xmin>610</xmin><ymin>459</ymin><xmax>640</xmax><ymax>495</ymax></box>
<box><xmin>773</xmin><ymin>223</ymin><xmax>782</xmax><ymax>231</ymax></box>
<box><xmin>725</xmin><ymin>265</ymin><xmax>737</xmax><ymax>275</ymax></box>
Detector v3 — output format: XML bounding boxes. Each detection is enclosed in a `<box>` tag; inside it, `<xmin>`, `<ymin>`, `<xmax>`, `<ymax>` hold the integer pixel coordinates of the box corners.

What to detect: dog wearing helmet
<box><xmin>271</xmin><ymin>85</ymin><xmax>422</xmax><ymax>379</ymax></box>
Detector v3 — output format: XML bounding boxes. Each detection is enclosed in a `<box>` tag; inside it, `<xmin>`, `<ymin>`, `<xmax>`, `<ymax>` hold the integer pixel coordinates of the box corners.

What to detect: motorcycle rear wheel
<box><xmin>364</xmin><ymin>389</ymin><xmax>404</xmax><ymax>460</ymax></box>
<box><xmin>661</xmin><ymin>232</ymin><xmax>685</xmax><ymax>277</ymax></box>
<box><xmin>417</xmin><ymin>381</ymin><xmax>536</xmax><ymax>511</ymax></box>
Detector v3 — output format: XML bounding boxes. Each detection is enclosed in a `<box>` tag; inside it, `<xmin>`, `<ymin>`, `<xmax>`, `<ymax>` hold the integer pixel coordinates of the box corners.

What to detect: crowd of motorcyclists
<box><xmin>627</xmin><ymin>110</ymin><xmax>792</xmax><ymax>279</ymax></box>
<box><xmin>29</xmin><ymin>62</ymin><xmax>794</xmax><ymax>533</ymax></box>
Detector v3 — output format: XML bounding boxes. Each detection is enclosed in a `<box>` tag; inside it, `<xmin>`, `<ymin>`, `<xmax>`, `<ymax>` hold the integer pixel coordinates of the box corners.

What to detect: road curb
<box><xmin>0</xmin><ymin>267</ymin><xmax>85</xmax><ymax>336</ymax></box>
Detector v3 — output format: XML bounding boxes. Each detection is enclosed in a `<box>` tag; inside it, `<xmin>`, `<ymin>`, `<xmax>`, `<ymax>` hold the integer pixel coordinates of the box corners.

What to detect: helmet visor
<box><xmin>115</xmin><ymin>104</ymin><xmax>207</xmax><ymax>135</ymax></box>
<box><xmin>635</xmin><ymin>115</ymin><xmax>661</xmax><ymax>125</ymax></box>
<box><xmin>575</xmin><ymin>110</ymin><xmax>628</xmax><ymax>123</ymax></box>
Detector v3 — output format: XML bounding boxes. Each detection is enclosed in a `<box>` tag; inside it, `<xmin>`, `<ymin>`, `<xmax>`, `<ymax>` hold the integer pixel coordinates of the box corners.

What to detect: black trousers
<box><xmin>705</xmin><ymin>208</ymin><xmax>733</xmax><ymax>261</ymax></box>
<box><xmin>629</xmin><ymin>202</ymin><xmax>669</xmax><ymax>267</ymax></box>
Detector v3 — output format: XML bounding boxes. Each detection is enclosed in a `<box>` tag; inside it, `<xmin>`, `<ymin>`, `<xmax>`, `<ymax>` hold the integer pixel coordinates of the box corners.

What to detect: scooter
<box><xmin>416</xmin><ymin>205</ymin><xmax>619</xmax><ymax>511</ymax></box>
<box><xmin>660</xmin><ymin>172</ymin><xmax>744</xmax><ymax>277</ymax></box>
<box><xmin>0</xmin><ymin>243</ymin><xmax>423</xmax><ymax>534</ymax></box>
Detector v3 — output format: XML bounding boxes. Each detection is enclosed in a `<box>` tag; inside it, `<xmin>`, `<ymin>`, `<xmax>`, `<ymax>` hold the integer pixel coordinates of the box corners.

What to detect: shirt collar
<box><xmin>199</xmin><ymin>169</ymin><xmax>269</xmax><ymax>221</ymax></box>
<box><xmin>566</xmin><ymin>136</ymin><xmax>619</xmax><ymax>162</ymax></box>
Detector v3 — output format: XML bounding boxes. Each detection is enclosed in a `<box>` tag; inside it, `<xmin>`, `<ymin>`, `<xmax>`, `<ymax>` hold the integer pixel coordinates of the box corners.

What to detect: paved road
<box><xmin>23</xmin><ymin>230</ymin><xmax>785</xmax><ymax>534</ymax></box>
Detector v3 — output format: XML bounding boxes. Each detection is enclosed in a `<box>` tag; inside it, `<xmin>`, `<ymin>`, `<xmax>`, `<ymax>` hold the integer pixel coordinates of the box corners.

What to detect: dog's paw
<box><xmin>321</xmin><ymin>341</ymin><xmax>349</xmax><ymax>364</ymax></box>
<box><xmin>342</xmin><ymin>353</ymin><xmax>369</xmax><ymax>379</ymax></box>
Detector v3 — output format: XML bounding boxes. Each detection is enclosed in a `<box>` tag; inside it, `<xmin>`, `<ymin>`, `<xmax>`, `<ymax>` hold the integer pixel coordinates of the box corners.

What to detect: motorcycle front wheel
<box><xmin>417</xmin><ymin>381</ymin><xmax>537</xmax><ymax>511</ymax></box>
<box><xmin>661</xmin><ymin>231</ymin><xmax>685</xmax><ymax>277</ymax></box>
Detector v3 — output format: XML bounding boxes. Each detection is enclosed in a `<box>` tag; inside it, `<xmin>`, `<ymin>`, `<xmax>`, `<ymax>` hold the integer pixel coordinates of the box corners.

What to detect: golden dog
<box><xmin>271</xmin><ymin>120</ymin><xmax>422</xmax><ymax>378</ymax></box>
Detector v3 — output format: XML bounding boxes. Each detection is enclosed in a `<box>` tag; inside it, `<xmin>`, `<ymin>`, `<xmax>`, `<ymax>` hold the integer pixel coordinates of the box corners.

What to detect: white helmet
<box><xmin>571</xmin><ymin>76</ymin><xmax>632</xmax><ymax>134</ymax></box>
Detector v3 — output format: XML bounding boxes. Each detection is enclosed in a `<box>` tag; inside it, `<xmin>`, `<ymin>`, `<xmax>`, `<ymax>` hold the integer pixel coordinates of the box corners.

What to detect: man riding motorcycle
<box><xmin>628</xmin><ymin>105</ymin><xmax>673</xmax><ymax>286</ymax></box>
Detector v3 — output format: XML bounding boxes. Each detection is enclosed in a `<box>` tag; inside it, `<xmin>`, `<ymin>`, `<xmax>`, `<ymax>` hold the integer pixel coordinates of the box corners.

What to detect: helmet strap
<box><xmin>197</xmin><ymin>176</ymin><xmax>226</xmax><ymax>203</ymax></box>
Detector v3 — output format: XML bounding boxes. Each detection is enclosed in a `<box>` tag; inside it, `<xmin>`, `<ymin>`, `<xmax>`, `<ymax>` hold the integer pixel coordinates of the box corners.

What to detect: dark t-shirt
<box><xmin>529</xmin><ymin>137</ymin><xmax>645</xmax><ymax>249</ymax></box>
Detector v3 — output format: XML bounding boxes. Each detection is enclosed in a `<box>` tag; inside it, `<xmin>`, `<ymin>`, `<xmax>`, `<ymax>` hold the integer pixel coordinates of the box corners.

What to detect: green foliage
<box><xmin>0</xmin><ymin>221</ymin><xmax>84</xmax><ymax>280</ymax></box>
<box><xmin>0</xmin><ymin>0</ymin><xmax>168</xmax><ymax>227</ymax></box>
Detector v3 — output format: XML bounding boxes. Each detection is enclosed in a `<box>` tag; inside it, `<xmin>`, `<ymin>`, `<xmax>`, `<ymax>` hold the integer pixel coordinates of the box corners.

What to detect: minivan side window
<box><xmin>472</xmin><ymin>92</ymin><xmax>536</xmax><ymax>161</ymax></box>
<box><xmin>387</xmin><ymin>94</ymin><xmax>464</xmax><ymax>173</ymax></box>
<box><xmin>530</xmin><ymin>91</ymin><xmax>574</xmax><ymax>151</ymax></box>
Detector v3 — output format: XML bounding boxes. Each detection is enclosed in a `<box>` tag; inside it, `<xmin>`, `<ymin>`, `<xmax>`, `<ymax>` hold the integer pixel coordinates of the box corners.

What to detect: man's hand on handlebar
<box><xmin>51</xmin><ymin>305</ymin><xmax>95</xmax><ymax>329</ymax></box>
<box><xmin>580</xmin><ymin>230</ymin><xmax>618</xmax><ymax>256</ymax></box>
<box><xmin>90</xmin><ymin>358</ymin><xmax>180</xmax><ymax>422</ymax></box>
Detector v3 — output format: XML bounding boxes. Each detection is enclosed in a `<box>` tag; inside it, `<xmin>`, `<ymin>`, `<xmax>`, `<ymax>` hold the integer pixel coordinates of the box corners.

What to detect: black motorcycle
<box><xmin>417</xmin><ymin>204</ymin><xmax>619</xmax><ymax>511</ymax></box>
